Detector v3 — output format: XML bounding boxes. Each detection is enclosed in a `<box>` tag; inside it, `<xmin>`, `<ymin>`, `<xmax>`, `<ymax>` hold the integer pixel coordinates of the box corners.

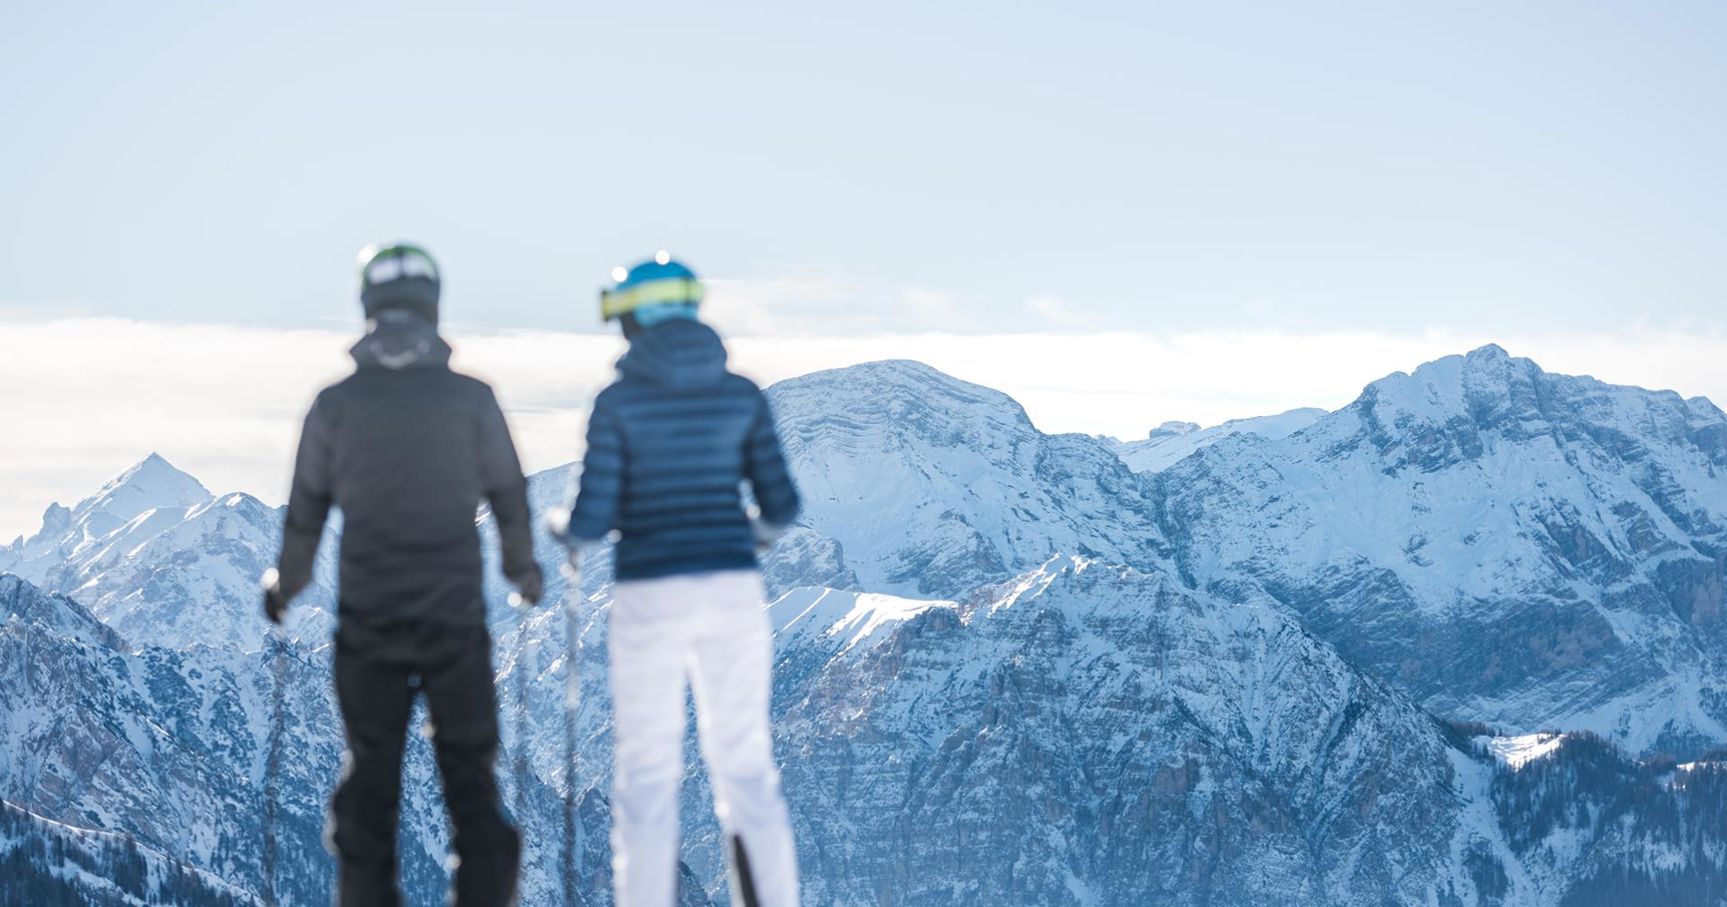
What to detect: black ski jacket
<box><xmin>274</xmin><ymin>314</ymin><xmax>538</xmax><ymax>625</ymax></box>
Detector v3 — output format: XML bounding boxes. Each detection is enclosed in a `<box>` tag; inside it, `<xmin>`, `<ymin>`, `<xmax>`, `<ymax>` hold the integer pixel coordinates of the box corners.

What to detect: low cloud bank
<box><xmin>3</xmin><ymin>317</ymin><xmax>1723</xmax><ymax>540</ymax></box>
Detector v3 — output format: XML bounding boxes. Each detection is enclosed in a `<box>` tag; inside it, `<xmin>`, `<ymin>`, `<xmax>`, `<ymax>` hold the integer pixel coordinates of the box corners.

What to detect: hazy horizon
<box><xmin>5</xmin><ymin>320</ymin><xmax>1725</xmax><ymax>542</ymax></box>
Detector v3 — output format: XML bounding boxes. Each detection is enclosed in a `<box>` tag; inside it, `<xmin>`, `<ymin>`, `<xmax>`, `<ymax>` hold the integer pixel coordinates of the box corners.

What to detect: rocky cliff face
<box><xmin>762</xmin><ymin>560</ymin><xmax>1473</xmax><ymax>906</ymax></box>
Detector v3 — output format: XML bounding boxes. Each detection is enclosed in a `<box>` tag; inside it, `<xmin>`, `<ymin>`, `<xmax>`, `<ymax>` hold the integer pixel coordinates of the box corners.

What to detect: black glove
<box><xmin>510</xmin><ymin>563</ymin><xmax>545</xmax><ymax>607</ymax></box>
<box><xmin>261</xmin><ymin>568</ymin><xmax>289</xmax><ymax>625</ymax></box>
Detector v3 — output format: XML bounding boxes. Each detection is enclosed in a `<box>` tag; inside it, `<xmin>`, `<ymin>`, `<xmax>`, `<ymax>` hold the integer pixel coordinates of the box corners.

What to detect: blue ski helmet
<box><xmin>600</xmin><ymin>251</ymin><xmax>702</xmax><ymax>335</ymax></box>
<box><xmin>358</xmin><ymin>242</ymin><xmax>441</xmax><ymax>324</ymax></box>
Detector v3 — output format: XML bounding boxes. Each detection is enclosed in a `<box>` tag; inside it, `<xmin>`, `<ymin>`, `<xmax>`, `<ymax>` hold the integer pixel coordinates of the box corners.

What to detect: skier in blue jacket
<box><xmin>551</xmin><ymin>253</ymin><xmax>802</xmax><ymax>907</ymax></box>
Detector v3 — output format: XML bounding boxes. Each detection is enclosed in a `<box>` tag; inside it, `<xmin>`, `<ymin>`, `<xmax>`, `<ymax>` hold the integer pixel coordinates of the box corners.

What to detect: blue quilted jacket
<box><xmin>565</xmin><ymin>319</ymin><xmax>801</xmax><ymax>581</ymax></box>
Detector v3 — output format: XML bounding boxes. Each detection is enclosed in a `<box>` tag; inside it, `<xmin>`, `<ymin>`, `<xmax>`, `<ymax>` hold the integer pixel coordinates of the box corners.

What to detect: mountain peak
<box><xmin>776</xmin><ymin>359</ymin><xmax>984</xmax><ymax>393</ymax></box>
<box><xmin>1361</xmin><ymin>344</ymin><xmax>1541</xmax><ymax>419</ymax></box>
<box><xmin>80</xmin><ymin>453</ymin><xmax>213</xmax><ymax>523</ymax></box>
<box><xmin>130</xmin><ymin>452</ymin><xmax>187</xmax><ymax>476</ymax></box>
<box><xmin>1326</xmin><ymin>343</ymin><xmax>1727</xmax><ymax>480</ymax></box>
<box><xmin>1397</xmin><ymin>343</ymin><xmax>1529</xmax><ymax>386</ymax></box>
<box><xmin>767</xmin><ymin>359</ymin><xmax>1034</xmax><ymax>429</ymax></box>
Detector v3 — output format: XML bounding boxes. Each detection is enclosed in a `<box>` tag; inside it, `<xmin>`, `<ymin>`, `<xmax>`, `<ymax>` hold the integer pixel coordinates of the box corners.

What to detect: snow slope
<box><xmin>1111</xmin><ymin>407</ymin><xmax>1328</xmax><ymax>473</ymax></box>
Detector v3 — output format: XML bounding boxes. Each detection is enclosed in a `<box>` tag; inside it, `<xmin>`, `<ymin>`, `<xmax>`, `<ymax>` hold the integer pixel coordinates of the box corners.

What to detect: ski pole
<box><xmin>509</xmin><ymin>594</ymin><xmax>540</xmax><ymax>880</ymax></box>
<box><xmin>262</xmin><ymin>625</ymin><xmax>288</xmax><ymax>907</ymax></box>
<box><xmin>546</xmin><ymin>504</ymin><xmax>583</xmax><ymax>906</ymax></box>
<box><xmin>562</xmin><ymin>582</ymin><xmax>581</xmax><ymax>906</ymax></box>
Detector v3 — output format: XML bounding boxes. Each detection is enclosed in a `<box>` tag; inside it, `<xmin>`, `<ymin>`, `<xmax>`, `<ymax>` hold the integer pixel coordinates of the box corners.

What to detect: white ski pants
<box><xmin>608</xmin><ymin>569</ymin><xmax>800</xmax><ymax>907</ymax></box>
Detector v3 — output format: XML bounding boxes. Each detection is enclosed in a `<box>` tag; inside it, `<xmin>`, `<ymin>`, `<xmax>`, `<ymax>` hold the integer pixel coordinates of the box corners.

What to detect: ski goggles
<box><xmin>600</xmin><ymin>277</ymin><xmax>704</xmax><ymax>322</ymax></box>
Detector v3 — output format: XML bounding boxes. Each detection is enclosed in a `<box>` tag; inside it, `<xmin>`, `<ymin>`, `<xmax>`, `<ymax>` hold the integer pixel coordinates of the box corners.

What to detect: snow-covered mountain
<box><xmin>0</xmin><ymin>574</ymin><xmax>342</xmax><ymax>903</ymax></box>
<box><xmin>765</xmin><ymin>360</ymin><xmax>1168</xmax><ymax>599</ymax></box>
<box><xmin>6</xmin><ymin>347</ymin><xmax>1727</xmax><ymax>905</ymax></box>
<box><xmin>0</xmin><ymin>454</ymin><xmax>335</xmax><ymax>651</ymax></box>
<box><xmin>3</xmin><ymin>453</ymin><xmax>213</xmax><ymax>571</ymax></box>
<box><xmin>1155</xmin><ymin>344</ymin><xmax>1727</xmax><ymax>758</ymax></box>
<box><xmin>0</xmin><ymin>570</ymin><xmax>709</xmax><ymax>907</ymax></box>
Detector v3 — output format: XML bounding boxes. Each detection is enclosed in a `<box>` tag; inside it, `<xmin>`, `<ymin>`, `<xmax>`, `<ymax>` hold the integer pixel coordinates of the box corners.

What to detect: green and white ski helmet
<box><xmin>357</xmin><ymin>242</ymin><xmax>441</xmax><ymax>324</ymax></box>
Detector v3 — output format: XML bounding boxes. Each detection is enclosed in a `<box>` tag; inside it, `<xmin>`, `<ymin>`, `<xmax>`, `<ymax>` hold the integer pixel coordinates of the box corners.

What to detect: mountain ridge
<box><xmin>6</xmin><ymin>346</ymin><xmax>1727</xmax><ymax>905</ymax></box>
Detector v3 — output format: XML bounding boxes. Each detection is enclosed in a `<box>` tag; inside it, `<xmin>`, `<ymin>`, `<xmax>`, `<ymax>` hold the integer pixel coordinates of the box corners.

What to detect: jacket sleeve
<box><xmin>565</xmin><ymin>392</ymin><xmax>625</xmax><ymax>542</ymax></box>
<box><xmin>276</xmin><ymin>394</ymin><xmax>334</xmax><ymax>603</ymax></box>
<box><xmin>744</xmin><ymin>390</ymin><xmax>801</xmax><ymax>528</ymax></box>
<box><xmin>477</xmin><ymin>389</ymin><xmax>537</xmax><ymax>584</ymax></box>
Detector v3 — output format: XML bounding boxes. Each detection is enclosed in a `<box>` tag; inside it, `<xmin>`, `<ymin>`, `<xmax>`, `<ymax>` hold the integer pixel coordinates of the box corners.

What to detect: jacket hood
<box><xmin>350</xmin><ymin>311</ymin><xmax>452</xmax><ymax>371</ymax></box>
<box><xmin>617</xmin><ymin>319</ymin><xmax>729</xmax><ymax>389</ymax></box>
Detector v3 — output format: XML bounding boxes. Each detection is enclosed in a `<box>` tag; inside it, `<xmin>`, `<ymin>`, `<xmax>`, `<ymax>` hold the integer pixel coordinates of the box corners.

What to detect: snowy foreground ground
<box><xmin>5</xmin><ymin>344</ymin><xmax>1727</xmax><ymax>906</ymax></box>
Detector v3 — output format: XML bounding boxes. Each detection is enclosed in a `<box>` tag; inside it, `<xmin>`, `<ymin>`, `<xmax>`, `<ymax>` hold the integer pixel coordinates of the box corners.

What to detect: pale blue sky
<box><xmin>3</xmin><ymin>1</ymin><xmax>1722</xmax><ymax>335</ymax></box>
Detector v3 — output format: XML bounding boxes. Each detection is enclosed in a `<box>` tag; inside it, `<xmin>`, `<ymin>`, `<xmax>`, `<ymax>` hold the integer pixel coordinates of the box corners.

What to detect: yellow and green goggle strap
<box><xmin>600</xmin><ymin>277</ymin><xmax>705</xmax><ymax>321</ymax></box>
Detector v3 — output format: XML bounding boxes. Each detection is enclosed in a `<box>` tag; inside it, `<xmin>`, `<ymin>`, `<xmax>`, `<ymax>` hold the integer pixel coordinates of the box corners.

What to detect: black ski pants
<box><xmin>330</xmin><ymin>615</ymin><xmax>520</xmax><ymax>907</ymax></box>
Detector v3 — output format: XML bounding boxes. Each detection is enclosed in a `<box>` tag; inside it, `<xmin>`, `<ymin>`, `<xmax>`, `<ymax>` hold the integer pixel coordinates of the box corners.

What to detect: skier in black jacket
<box><xmin>262</xmin><ymin>242</ymin><xmax>543</xmax><ymax>907</ymax></box>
